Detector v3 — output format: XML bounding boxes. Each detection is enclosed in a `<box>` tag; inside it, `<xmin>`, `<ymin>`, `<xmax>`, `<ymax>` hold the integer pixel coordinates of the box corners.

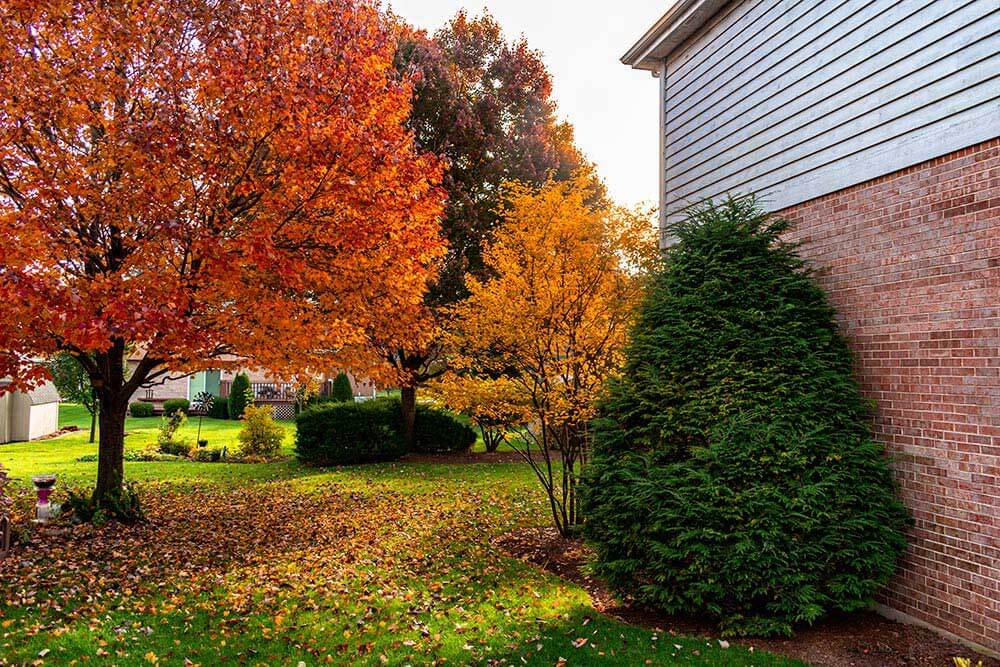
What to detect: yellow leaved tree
<box><xmin>442</xmin><ymin>174</ymin><xmax>657</xmax><ymax>534</ymax></box>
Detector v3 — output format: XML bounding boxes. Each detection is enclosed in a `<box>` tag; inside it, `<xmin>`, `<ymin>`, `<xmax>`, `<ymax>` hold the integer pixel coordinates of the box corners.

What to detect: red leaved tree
<box><xmin>385</xmin><ymin>11</ymin><xmax>591</xmax><ymax>445</ymax></box>
<box><xmin>0</xmin><ymin>0</ymin><xmax>445</xmax><ymax>505</ymax></box>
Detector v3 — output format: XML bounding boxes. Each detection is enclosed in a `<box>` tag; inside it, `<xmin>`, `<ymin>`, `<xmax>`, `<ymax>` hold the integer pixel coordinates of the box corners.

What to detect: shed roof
<box><xmin>25</xmin><ymin>382</ymin><xmax>61</xmax><ymax>405</ymax></box>
<box><xmin>621</xmin><ymin>0</ymin><xmax>731</xmax><ymax>72</ymax></box>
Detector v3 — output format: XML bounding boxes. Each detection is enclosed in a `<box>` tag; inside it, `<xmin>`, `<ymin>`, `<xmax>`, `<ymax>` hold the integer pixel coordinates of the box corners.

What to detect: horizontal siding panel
<box><xmin>661</xmin><ymin>0</ymin><xmax>1000</xmax><ymax>224</ymax></box>
<box><xmin>668</xmin><ymin>45</ymin><xmax>1000</xmax><ymax>199</ymax></box>
<box><xmin>665</xmin><ymin>0</ymin><xmax>799</xmax><ymax>104</ymax></box>
<box><xmin>665</xmin><ymin>0</ymin><xmax>861</xmax><ymax>133</ymax></box>
<box><xmin>668</xmin><ymin>0</ymin><xmax>975</xmax><ymax>165</ymax></box>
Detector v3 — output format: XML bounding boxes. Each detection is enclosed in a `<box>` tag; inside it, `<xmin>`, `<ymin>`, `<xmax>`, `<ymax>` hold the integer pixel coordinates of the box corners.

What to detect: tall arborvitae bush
<box><xmin>228</xmin><ymin>373</ymin><xmax>251</xmax><ymax>420</ymax></box>
<box><xmin>330</xmin><ymin>372</ymin><xmax>354</xmax><ymax>403</ymax></box>
<box><xmin>581</xmin><ymin>197</ymin><xmax>909</xmax><ymax>637</ymax></box>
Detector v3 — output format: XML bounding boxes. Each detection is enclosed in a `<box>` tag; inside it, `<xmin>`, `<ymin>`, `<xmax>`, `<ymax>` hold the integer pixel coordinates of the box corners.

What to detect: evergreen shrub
<box><xmin>228</xmin><ymin>373</ymin><xmax>251</xmax><ymax>420</ymax></box>
<box><xmin>129</xmin><ymin>401</ymin><xmax>154</xmax><ymax>418</ymax></box>
<box><xmin>581</xmin><ymin>197</ymin><xmax>909</xmax><ymax>637</ymax></box>
<box><xmin>162</xmin><ymin>398</ymin><xmax>190</xmax><ymax>415</ymax></box>
<box><xmin>295</xmin><ymin>398</ymin><xmax>405</xmax><ymax>465</ymax></box>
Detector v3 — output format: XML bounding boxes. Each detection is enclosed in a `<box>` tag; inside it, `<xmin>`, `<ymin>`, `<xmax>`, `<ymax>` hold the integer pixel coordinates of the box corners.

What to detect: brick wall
<box><xmin>779</xmin><ymin>138</ymin><xmax>1000</xmax><ymax>652</ymax></box>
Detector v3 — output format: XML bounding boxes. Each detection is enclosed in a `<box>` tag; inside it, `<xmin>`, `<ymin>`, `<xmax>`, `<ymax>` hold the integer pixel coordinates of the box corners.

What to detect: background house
<box><xmin>126</xmin><ymin>353</ymin><xmax>378</xmax><ymax>418</ymax></box>
<box><xmin>625</xmin><ymin>0</ymin><xmax>999</xmax><ymax>655</ymax></box>
<box><xmin>0</xmin><ymin>380</ymin><xmax>60</xmax><ymax>443</ymax></box>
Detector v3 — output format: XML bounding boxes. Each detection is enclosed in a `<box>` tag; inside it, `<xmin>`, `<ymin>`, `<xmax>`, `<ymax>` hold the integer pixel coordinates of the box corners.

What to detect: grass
<box><xmin>0</xmin><ymin>405</ymin><xmax>804</xmax><ymax>666</ymax></box>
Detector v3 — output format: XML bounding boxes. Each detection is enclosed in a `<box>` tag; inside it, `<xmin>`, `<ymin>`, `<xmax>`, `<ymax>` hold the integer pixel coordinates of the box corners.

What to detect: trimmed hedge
<box><xmin>207</xmin><ymin>396</ymin><xmax>229</xmax><ymax>420</ymax></box>
<box><xmin>412</xmin><ymin>403</ymin><xmax>476</xmax><ymax>454</ymax></box>
<box><xmin>162</xmin><ymin>398</ymin><xmax>190</xmax><ymax>415</ymax></box>
<box><xmin>295</xmin><ymin>398</ymin><xmax>475</xmax><ymax>464</ymax></box>
<box><xmin>295</xmin><ymin>399</ymin><xmax>405</xmax><ymax>465</ymax></box>
<box><xmin>581</xmin><ymin>198</ymin><xmax>909</xmax><ymax>637</ymax></box>
<box><xmin>129</xmin><ymin>401</ymin><xmax>154</xmax><ymax>418</ymax></box>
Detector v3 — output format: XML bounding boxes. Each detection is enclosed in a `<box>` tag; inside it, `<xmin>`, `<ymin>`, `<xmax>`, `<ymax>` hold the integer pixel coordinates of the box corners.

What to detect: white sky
<box><xmin>385</xmin><ymin>1</ymin><xmax>667</xmax><ymax>210</ymax></box>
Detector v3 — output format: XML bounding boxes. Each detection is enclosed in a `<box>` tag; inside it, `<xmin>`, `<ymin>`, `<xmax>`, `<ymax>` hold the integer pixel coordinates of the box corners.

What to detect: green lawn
<box><xmin>0</xmin><ymin>405</ymin><xmax>803</xmax><ymax>666</ymax></box>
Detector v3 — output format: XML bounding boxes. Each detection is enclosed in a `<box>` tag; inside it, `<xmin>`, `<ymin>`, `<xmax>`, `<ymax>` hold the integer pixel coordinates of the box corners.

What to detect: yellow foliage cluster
<box><xmin>445</xmin><ymin>174</ymin><xmax>657</xmax><ymax>431</ymax></box>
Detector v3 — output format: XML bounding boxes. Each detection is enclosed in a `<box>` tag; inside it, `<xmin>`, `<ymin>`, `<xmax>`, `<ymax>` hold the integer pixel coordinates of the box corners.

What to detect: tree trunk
<box><xmin>94</xmin><ymin>396</ymin><xmax>127</xmax><ymax>504</ymax></box>
<box><xmin>400</xmin><ymin>385</ymin><xmax>417</xmax><ymax>449</ymax></box>
<box><xmin>89</xmin><ymin>399</ymin><xmax>98</xmax><ymax>444</ymax></box>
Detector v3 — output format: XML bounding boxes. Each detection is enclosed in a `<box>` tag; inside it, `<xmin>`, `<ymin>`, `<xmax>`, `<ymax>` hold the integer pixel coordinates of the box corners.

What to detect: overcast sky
<box><xmin>385</xmin><ymin>1</ymin><xmax>667</xmax><ymax>210</ymax></box>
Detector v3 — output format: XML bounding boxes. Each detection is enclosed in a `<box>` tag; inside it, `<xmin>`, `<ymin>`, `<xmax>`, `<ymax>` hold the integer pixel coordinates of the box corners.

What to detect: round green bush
<box><xmin>228</xmin><ymin>373</ymin><xmax>251</xmax><ymax>420</ymax></box>
<box><xmin>581</xmin><ymin>198</ymin><xmax>909</xmax><ymax>637</ymax></box>
<box><xmin>295</xmin><ymin>399</ymin><xmax>406</xmax><ymax>465</ymax></box>
<box><xmin>162</xmin><ymin>398</ymin><xmax>190</xmax><ymax>415</ymax></box>
<box><xmin>129</xmin><ymin>401</ymin><xmax>154</xmax><ymax>418</ymax></box>
<box><xmin>412</xmin><ymin>404</ymin><xmax>477</xmax><ymax>454</ymax></box>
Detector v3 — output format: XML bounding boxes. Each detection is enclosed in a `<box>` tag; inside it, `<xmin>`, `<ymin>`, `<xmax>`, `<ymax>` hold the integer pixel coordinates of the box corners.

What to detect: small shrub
<box><xmin>156</xmin><ymin>411</ymin><xmax>191</xmax><ymax>456</ymax></box>
<box><xmin>237</xmin><ymin>405</ymin><xmax>284</xmax><ymax>459</ymax></box>
<box><xmin>296</xmin><ymin>399</ymin><xmax>405</xmax><ymax>465</ymax></box>
<box><xmin>412</xmin><ymin>403</ymin><xmax>477</xmax><ymax>454</ymax></box>
<box><xmin>191</xmin><ymin>447</ymin><xmax>224</xmax><ymax>463</ymax></box>
<box><xmin>64</xmin><ymin>482</ymin><xmax>144</xmax><ymax>524</ymax></box>
<box><xmin>228</xmin><ymin>373</ymin><xmax>251</xmax><ymax>420</ymax></box>
<box><xmin>207</xmin><ymin>396</ymin><xmax>229</xmax><ymax>419</ymax></box>
<box><xmin>129</xmin><ymin>401</ymin><xmax>154</xmax><ymax>418</ymax></box>
<box><xmin>162</xmin><ymin>398</ymin><xmax>190</xmax><ymax>415</ymax></box>
<box><xmin>330</xmin><ymin>372</ymin><xmax>354</xmax><ymax>402</ymax></box>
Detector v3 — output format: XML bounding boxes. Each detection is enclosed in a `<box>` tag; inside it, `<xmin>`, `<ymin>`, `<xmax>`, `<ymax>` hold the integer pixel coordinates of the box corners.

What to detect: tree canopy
<box><xmin>0</xmin><ymin>0</ymin><xmax>445</xmax><ymax>503</ymax></box>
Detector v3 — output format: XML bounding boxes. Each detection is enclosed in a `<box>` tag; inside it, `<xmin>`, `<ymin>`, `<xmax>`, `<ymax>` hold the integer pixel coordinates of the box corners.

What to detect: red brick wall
<box><xmin>780</xmin><ymin>138</ymin><xmax>1000</xmax><ymax>652</ymax></box>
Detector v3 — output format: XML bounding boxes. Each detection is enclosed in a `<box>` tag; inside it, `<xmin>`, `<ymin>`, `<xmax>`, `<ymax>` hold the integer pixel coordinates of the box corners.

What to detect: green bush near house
<box><xmin>207</xmin><ymin>396</ymin><xmax>229</xmax><ymax>420</ymax></box>
<box><xmin>330</xmin><ymin>372</ymin><xmax>354</xmax><ymax>402</ymax></box>
<box><xmin>295</xmin><ymin>397</ymin><xmax>476</xmax><ymax>464</ymax></box>
<box><xmin>581</xmin><ymin>197</ymin><xmax>910</xmax><ymax>638</ymax></box>
<box><xmin>129</xmin><ymin>401</ymin><xmax>154</xmax><ymax>418</ymax></box>
<box><xmin>295</xmin><ymin>399</ymin><xmax>406</xmax><ymax>465</ymax></box>
<box><xmin>228</xmin><ymin>373</ymin><xmax>251</xmax><ymax>420</ymax></box>
<box><xmin>162</xmin><ymin>398</ymin><xmax>190</xmax><ymax>415</ymax></box>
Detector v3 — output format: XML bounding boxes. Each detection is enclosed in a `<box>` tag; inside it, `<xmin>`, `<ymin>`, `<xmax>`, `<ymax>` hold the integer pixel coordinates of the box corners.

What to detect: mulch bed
<box><xmin>33</xmin><ymin>425</ymin><xmax>81</xmax><ymax>441</ymax></box>
<box><xmin>496</xmin><ymin>527</ymin><xmax>999</xmax><ymax>667</ymax></box>
<box><xmin>402</xmin><ymin>450</ymin><xmax>525</xmax><ymax>464</ymax></box>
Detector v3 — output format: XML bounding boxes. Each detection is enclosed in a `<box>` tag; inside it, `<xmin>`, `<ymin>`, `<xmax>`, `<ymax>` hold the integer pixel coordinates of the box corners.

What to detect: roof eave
<box><xmin>621</xmin><ymin>0</ymin><xmax>732</xmax><ymax>71</ymax></box>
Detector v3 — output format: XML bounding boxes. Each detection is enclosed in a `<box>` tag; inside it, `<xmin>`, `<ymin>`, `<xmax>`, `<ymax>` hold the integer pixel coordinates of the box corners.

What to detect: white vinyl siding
<box><xmin>661</xmin><ymin>0</ymin><xmax>1000</xmax><ymax>229</ymax></box>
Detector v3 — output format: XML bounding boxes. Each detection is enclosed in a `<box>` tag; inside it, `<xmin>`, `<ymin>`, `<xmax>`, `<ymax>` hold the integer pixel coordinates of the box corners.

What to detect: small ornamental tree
<box><xmin>0</xmin><ymin>0</ymin><xmax>445</xmax><ymax>509</ymax></box>
<box><xmin>446</xmin><ymin>175</ymin><xmax>656</xmax><ymax>534</ymax></box>
<box><xmin>429</xmin><ymin>375</ymin><xmax>529</xmax><ymax>453</ymax></box>
<box><xmin>228</xmin><ymin>374</ymin><xmax>252</xmax><ymax>421</ymax></box>
<box><xmin>48</xmin><ymin>353</ymin><xmax>99</xmax><ymax>443</ymax></box>
<box><xmin>330</xmin><ymin>373</ymin><xmax>354</xmax><ymax>403</ymax></box>
<box><xmin>581</xmin><ymin>198</ymin><xmax>909</xmax><ymax>637</ymax></box>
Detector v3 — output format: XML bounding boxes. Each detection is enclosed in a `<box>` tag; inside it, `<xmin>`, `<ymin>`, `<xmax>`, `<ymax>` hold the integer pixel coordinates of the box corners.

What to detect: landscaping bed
<box><xmin>496</xmin><ymin>527</ymin><xmax>999</xmax><ymax>667</ymax></box>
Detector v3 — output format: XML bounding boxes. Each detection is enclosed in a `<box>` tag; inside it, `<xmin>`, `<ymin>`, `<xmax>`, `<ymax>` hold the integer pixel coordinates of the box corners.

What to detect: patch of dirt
<box><xmin>496</xmin><ymin>526</ymin><xmax>999</xmax><ymax>667</ymax></box>
<box><xmin>401</xmin><ymin>450</ymin><xmax>525</xmax><ymax>464</ymax></box>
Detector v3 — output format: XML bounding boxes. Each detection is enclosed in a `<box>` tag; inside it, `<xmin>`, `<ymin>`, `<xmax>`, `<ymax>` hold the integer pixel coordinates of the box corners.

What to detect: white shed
<box><xmin>0</xmin><ymin>380</ymin><xmax>60</xmax><ymax>443</ymax></box>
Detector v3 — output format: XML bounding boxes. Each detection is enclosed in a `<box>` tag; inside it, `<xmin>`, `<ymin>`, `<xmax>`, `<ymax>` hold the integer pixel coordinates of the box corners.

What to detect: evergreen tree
<box><xmin>581</xmin><ymin>197</ymin><xmax>909</xmax><ymax>637</ymax></box>
<box><xmin>330</xmin><ymin>373</ymin><xmax>354</xmax><ymax>403</ymax></box>
<box><xmin>228</xmin><ymin>373</ymin><xmax>251</xmax><ymax>420</ymax></box>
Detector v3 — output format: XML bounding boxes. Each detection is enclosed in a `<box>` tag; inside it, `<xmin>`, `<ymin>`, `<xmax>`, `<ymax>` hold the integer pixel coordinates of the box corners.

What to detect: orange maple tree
<box><xmin>0</xmin><ymin>0</ymin><xmax>445</xmax><ymax>504</ymax></box>
<box><xmin>443</xmin><ymin>175</ymin><xmax>657</xmax><ymax>534</ymax></box>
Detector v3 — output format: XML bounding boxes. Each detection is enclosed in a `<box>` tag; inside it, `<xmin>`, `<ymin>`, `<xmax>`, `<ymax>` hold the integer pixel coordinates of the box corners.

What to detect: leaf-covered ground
<box><xmin>0</xmin><ymin>407</ymin><xmax>801</xmax><ymax>666</ymax></box>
